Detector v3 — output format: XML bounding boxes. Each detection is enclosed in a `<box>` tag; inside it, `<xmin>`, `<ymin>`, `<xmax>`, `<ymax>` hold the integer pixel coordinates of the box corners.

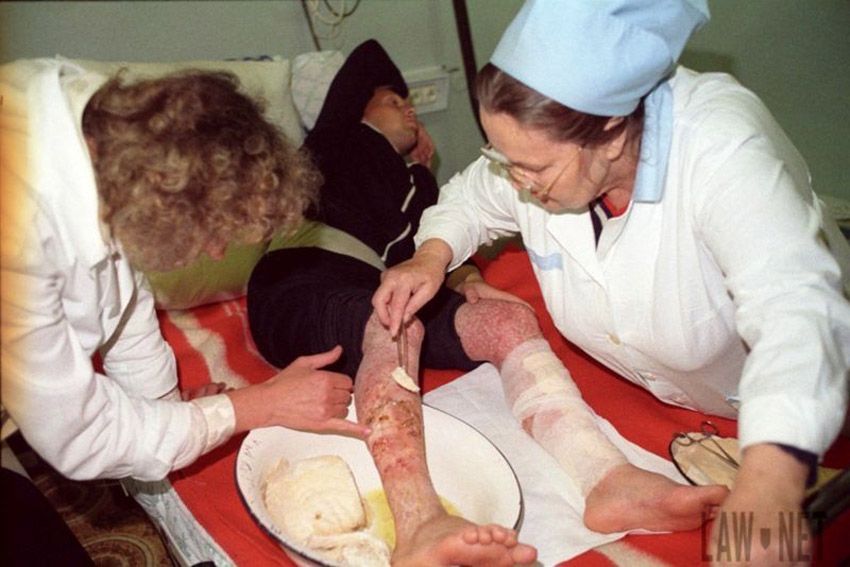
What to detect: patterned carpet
<box><xmin>5</xmin><ymin>433</ymin><xmax>174</xmax><ymax>566</ymax></box>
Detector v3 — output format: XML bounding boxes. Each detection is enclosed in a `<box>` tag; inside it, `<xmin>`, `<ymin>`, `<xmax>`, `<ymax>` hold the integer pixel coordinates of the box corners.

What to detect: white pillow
<box><xmin>68</xmin><ymin>56</ymin><xmax>304</xmax><ymax>146</ymax></box>
<box><xmin>291</xmin><ymin>50</ymin><xmax>345</xmax><ymax>131</ymax></box>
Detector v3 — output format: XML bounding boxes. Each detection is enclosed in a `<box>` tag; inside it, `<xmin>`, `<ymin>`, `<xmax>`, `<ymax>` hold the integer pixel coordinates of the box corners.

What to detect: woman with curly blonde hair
<box><xmin>1</xmin><ymin>59</ymin><xmax>369</xmax><ymax>495</ymax></box>
<box><xmin>84</xmin><ymin>70</ymin><xmax>319</xmax><ymax>271</ymax></box>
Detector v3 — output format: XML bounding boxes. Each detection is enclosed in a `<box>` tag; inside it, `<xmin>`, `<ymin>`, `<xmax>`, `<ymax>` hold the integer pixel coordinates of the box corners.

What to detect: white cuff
<box><xmin>190</xmin><ymin>394</ymin><xmax>236</xmax><ymax>454</ymax></box>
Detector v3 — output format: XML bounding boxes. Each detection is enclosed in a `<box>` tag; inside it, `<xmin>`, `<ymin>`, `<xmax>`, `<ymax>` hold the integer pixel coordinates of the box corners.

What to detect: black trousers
<box><xmin>247</xmin><ymin>247</ymin><xmax>480</xmax><ymax>377</ymax></box>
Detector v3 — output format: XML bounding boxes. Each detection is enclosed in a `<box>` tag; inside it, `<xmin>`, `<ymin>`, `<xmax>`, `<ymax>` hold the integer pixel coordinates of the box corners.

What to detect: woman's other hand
<box><xmin>372</xmin><ymin>239</ymin><xmax>453</xmax><ymax>336</ymax></box>
<box><xmin>708</xmin><ymin>444</ymin><xmax>810</xmax><ymax>566</ymax></box>
<box><xmin>227</xmin><ymin>346</ymin><xmax>370</xmax><ymax>439</ymax></box>
<box><xmin>446</xmin><ymin>264</ymin><xmax>532</xmax><ymax>309</ymax></box>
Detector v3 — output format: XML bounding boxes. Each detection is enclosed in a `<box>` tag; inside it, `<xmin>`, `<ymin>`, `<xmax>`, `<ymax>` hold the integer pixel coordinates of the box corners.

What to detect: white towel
<box><xmin>423</xmin><ymin>363</ymin><xmax>684</xmax><ymax>566</ymax></box>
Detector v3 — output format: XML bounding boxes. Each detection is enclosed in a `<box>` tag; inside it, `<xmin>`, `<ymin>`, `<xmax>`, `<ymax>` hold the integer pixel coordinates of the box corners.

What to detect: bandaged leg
<box><xmin>454</xmin><ymin>300</ymin><xmax>626</xmax><ymax>495</ymax></box>
<box><xmin>355</xmin><ymin>312</ymin><xmax>536</xmax><ymax>566</ymax></box>
<box><xmin>501</xmin><ymin>339</ymin><xmax>627</xmax><ymax>496</ymax></box>
<box><xmin>455</xmin><ymin>299</ymin><xmax>728</xmax><ymax>533</ymax></box>
<box><xmin>503</xmin><ymin>341</ymin><xmax>729</xmax><ymax>533</ymax></box>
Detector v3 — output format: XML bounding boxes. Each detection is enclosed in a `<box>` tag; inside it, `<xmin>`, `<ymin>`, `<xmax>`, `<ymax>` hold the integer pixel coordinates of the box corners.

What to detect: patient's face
<box><xmin>362</xmin><ymin>87</ymin><xmax>418</xmax><ymax>155</ymax></box>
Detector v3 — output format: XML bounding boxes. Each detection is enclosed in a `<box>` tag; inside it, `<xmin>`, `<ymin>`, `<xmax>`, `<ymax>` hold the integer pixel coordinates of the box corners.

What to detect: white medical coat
<box><xmin>1</xmin><ymin>59</ymin><xmax>231</xmax><ymax>481</ymax></box>
<box><xmin>417</xmin><ymin>68</ymin><xmax>850</xmax><ymax>455</ymax></box>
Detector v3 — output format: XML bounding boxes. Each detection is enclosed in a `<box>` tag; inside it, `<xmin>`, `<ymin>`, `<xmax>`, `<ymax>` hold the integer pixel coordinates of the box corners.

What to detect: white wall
<box><xmin>0</xmin><ymin>1</ymin><xmax>485</xmax><ymax>186</ymax></box>
<box><xmin>2</xmin><ymin>0</ymin><xmax>848</xmax><ymax>198</ymax></box>
<box><xmin>683</xmin><ymin>1</ymin><xmax>850</xmax><ymax>201</ymax></box>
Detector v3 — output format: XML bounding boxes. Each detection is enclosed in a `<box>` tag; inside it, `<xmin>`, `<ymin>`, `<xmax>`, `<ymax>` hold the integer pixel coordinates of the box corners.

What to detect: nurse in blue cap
<box><xmin>375</xmin><ymin>0</ymin><xmax>850</xmax><ymax>560</ymax></box>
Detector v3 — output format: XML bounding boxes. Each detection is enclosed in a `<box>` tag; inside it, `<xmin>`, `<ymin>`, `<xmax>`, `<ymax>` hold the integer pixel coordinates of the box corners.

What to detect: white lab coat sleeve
<box><xmin>416</xmin><ymin>156</ymin><xmax>522</xmax><ymax>271</ymax></box>
<box><xmin>1</xmin><ymin>254</ymin><xmax>216</xmax><ymax>481</ymax></box>
<box><xmin>1</xmin><ymin>58</ymin><xmax>235</xmax><ymax>480</ymax></box>
<box><xmin>99</xmin><ymin>273</ymin><xmax>177</xmax><ymax>400</ymax></box>
<box><xmin>690</xmin><ymin>128</ymin><xmax>850</xmax><ymax>456</ymax></box>
<box><xmin>100</xmin><ymin>275</ymin><xmax>236</xmax><ymax>471</ymax></box>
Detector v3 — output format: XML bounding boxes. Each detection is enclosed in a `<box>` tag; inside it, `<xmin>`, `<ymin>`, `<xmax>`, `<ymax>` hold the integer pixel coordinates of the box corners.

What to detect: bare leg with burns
<box><xmin>355</xmin><ymin>313</ymin><xmax>537</xmax><ymax>566</ymax></box>
<box><xmin>455</xmin><ymin>299</ymin><xmax>728</xmax><ymax>534</ymax></box>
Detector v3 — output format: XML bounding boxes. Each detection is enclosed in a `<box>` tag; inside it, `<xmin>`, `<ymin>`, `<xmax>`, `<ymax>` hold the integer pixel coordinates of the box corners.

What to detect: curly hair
<box><xmin>476</xmin><ymin>63</ymin><xmax>644</xmax><ymax>149</ymax></box>
<box><xmin>82</xmin><ymin>70</ymin><xmax>320</xmax><ymax>272</ymax></box>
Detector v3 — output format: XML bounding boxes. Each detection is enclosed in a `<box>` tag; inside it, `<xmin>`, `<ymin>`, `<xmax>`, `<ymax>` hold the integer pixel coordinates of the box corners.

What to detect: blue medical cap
<box><xmin>491</xmin><ymin>0</ymin><xmax>709</xmax><ymax>116</ymax></box>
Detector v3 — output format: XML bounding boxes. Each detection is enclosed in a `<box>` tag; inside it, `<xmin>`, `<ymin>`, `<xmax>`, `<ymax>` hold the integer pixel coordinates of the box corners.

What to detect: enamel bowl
<box><xmin>236</xmin><ymin>403</ymin><xmax>523</xmax><ymax>566</ymax></box>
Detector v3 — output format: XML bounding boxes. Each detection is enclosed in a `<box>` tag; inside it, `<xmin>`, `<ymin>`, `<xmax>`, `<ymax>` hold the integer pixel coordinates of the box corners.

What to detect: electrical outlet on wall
<box><xmin>403</xmin><ymin>66</ymin><xmax>450</xmax><ymax>114</ymax></box>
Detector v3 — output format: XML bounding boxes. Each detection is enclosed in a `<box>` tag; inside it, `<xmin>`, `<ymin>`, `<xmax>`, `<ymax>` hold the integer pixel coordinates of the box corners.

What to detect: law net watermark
<box><xmin>701</xmin><ymin>509</ymin><xmax>825</xmax><ymax>563</ymax></box>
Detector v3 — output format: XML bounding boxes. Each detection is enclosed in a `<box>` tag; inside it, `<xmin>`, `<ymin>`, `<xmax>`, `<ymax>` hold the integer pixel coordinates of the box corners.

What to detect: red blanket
<box><xmin>163</xmin><ymin>245</ymin><xmax>849</xmax><ymax>565</ymax></box>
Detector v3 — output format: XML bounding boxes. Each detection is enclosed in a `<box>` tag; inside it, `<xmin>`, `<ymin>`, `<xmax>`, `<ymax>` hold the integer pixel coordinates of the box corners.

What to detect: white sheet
<box><xmin>424</xmin><ymin>363</ymin><xmax>685</xmax><ymax>566</ymax></box>
<box><xmin>132</xmin><ymin>361</ymin><xmax>686</xmax><ymax>567</ymax></box>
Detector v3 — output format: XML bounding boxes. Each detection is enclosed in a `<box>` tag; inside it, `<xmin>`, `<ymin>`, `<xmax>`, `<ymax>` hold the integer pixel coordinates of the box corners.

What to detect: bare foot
<box><xmin>584</xmin><ymin>463</ymin><xmax>729</xmax><ymax>533</ymax></box>
<box><xmin>392</xmin><ymin>514</ymin><xmax>537</xmax><ymax>567</ymax></box>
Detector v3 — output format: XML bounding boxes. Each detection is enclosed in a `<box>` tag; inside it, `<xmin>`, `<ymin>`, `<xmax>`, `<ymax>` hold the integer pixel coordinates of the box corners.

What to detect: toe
<box><xmin>475</xmin><ymin>525</ymin><xmax>493</xmax><ymax>545</ymax></box>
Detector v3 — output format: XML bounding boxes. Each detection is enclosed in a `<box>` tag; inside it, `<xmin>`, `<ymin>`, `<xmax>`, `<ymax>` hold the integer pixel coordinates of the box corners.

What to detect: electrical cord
<box><xmin>299</xmin><ymin>0</ymin><xmax>484</xmax><ymax>142</ymax></box>
<box><xmin>322</xmin><ymin>0</ymin><xmax>361</xmax><ymax>18</ymax></box>
<box><xmin>300</xmin><ymin>0</ymin><xmax>322</xmax><ymax>50</ymax></box>
<box><xmin>300</xmin><ymin>0</ymin><xmax>361</xmax><ymax>49</ymax></box>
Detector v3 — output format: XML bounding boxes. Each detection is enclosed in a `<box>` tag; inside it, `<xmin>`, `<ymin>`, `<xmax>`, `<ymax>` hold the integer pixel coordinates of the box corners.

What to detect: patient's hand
<box><xmin>408</xmin><ymin>122</ymin><xmax>435</xmax><ymax>169</ymax></box>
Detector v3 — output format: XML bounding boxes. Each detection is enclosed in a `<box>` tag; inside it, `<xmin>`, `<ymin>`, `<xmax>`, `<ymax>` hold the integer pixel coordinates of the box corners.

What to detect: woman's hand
<box><xmin>446</xmin><ymin>264</ymin><xmax>532</xmax><ymax>309</ymax></box>
<box><xmin>457</xmin><ymin>279</ymin><xmax>533</xmax><ymax>308</ymax></box>
<box><xmin>408</xmin><ymin>122</ymin><xmax>435</xmax><ymax>169</ymax></box>
<box><xmin>227</xmin><ymin>346</ymin><xmax>370</xmax><ymax>438</ymax></box>
<box><xmin>372</xmin><ymin>239</ymin><xmax>453</xmax><ymax>336</ymax></box>
<box><xmin>708</xmin><ymin>444</ymin><xmax>810</xmax><ymax>566</ymax></box>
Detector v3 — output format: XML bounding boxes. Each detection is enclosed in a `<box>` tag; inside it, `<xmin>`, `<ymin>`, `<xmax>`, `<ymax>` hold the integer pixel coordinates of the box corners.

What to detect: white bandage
<box><xmin>190</xmin><ymin>393</ymin><xmax>236</xmax><ymax>456</ymax></box>
<box><xmin>500</xmin><ymin>339</ymin><xmax>627</xmax><ymax>495</ymax></box>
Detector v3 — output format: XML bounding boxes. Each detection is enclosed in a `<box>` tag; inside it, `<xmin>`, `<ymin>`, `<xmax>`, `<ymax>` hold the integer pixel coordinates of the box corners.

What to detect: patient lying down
<box><xmin>247</xmin><ymin>39</ymin><xmax>725</xmax><ymax>565</ymax></box>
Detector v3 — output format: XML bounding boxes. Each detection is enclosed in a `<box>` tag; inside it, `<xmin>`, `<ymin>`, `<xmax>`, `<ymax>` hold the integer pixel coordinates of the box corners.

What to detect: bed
<box><xmin>75</xmin><ymin>53</ymin><xmax>849</xmax><ymax>566</ymax></box>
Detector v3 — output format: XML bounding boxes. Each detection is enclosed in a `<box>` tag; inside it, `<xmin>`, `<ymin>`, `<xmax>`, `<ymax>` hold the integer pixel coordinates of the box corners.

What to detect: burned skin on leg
<box><xmin>454</xmin><ymin>300</ymin><xmax>541</xmax><ymax>365</ymax></box>
<box><xmin>363</xmin><ymin>397</ymin><xmax>440</xmax><ymax>542</ymax></box>
<box><xmin>354</xmin><ymin>316</ymin><xmax>443</xmax><ymax>540</ymax></box>
<box><xmin>363</xmin><ymin>399</ymin><xmax>424</xmax><ymax>475</ymax></box>
<box><xmin>355</xmin><ymin>331</ymin><xmax>427</xmax><ymax>476</ymax></box>
<box><xmin>352</xmin><ymin>312</ymin><xmax>537</xmax><ymax>565</ymax></box>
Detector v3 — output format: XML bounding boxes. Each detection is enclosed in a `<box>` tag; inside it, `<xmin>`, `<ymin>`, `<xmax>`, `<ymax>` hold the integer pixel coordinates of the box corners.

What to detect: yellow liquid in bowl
<box><xmin>363</xmin><ymin>489</ymin><xmax>460</xmax><ymax>549</ymax></box>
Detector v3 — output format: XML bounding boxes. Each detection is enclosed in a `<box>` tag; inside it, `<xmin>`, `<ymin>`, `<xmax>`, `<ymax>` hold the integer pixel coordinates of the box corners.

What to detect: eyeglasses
<box><xmin>480</xmin><ymin>143</ymin><xmax>581</xmax><ymax>202</ymax></box>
